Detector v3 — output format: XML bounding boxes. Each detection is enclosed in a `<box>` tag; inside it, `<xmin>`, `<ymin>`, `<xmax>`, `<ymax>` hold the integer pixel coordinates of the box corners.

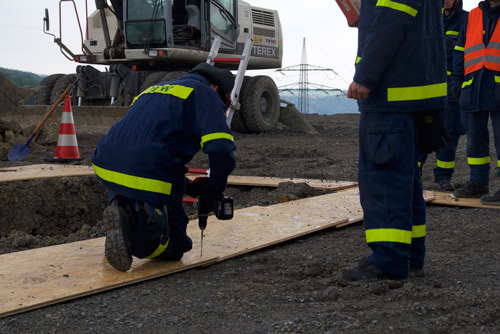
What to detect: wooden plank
<box><xmin>0</xmin><ymin>187</ymin><xmax>439</xmax><ymax>318</ymax></box>
<box><xmin>1</xmin><ymin>165</ymin><xmax>357</xmax><ymax>191</ymax></box>
<box><xmin>425</xmin><ymin>190</ymin><xmax>500</xmax><ymax>210</ymax></box>
<box><xmin>0</xmin><ymin>164</ymin><xmax>94</xmax><ymax>182</ymax></box>
<box><xmin>0</xmin><ymin>190</ymin><xmax>359</xmax><ymax>319</ymax></box>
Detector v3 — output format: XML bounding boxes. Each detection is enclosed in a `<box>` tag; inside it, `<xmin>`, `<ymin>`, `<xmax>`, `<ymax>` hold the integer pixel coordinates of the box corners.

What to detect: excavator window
<box><xmin>125</xmin><ymin>0</ymin><xmax>167</xmax><ymax>47</ymax></box>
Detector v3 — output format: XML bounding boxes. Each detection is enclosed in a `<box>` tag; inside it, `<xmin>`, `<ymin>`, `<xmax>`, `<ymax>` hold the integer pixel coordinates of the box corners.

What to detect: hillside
<box><xmin>0</xmin><ymin>67</ymin><xmax>45</xmax><ymax>88</ymax></box>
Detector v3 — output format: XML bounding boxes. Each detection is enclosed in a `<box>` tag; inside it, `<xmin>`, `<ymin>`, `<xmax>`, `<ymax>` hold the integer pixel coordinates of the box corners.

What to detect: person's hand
<box><xmin>347</xmin><ymin>81</ymin><xmax>371</xmax><ymax>100</ymax></box>
<box><xmin>418</xmin><ymin>111</ymin><xmax>451</xmax><ymax>154</ymax></box>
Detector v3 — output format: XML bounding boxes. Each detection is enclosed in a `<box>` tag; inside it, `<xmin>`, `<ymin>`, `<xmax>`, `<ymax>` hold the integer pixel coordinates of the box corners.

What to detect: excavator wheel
<box><xmin>140</xmin><ymin>71</ymin><xmax>169</xmax><ymax>92</ymax></box>
<box><xmin>230</xmin><ymin>76</ymin><xmax>252</xmax><ymax>133</ymax></box>
<box><xmin>34</xmin><ymin>74</ymin><xmax>64</xmax><ymax>105</ymax></box>
<box><xmin>239</xmin><ymin>75</ymin><xmax>280</xmax><ymax>133</ymax></box>
<box><xmin>162</xmin><ymin>71</ymin><xmax>187</xmax><ymax>82</ymax></box>
<box><xmin>50</xmin><ymin>74</ymin><xmax>77</xmax><ymax>105</ymax></box>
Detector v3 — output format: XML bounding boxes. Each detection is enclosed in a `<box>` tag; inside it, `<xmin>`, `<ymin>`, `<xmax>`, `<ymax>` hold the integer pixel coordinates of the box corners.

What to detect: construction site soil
<box><xmin>1</xmin><ymin>113</ymin><xmax>500</xmax><ymax>333</ymax></box>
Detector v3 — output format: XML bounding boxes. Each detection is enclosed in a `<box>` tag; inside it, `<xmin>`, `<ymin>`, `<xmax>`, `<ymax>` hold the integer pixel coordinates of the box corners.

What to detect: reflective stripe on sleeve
<box><xmin>455</xmin><ymin>45</ymin><xmax>465</xmax><ymax>52</ymax></box>
<box><xmin>462</xmin><ymin>77</ymin><xmax>474</xmax><ymax>88</ymax></box>
<box><xmin>376</xmin><ymin>0</ymin><xmax>418</xmax><ymax>16</ymax></box>
<box><xmin>92</xmin><ymin>163</ymin><xmax>173</xmax><ymax>195</ymax></box>
<box><xmin>200</xmin><ymin>132</ymin><xmax>234</xmax><ymax>148</ymax></box>
<box><xmin>387</xmin><ymin>82</ymin><xmax>447</xmax><ymax>102</ymax></box>
<box><xmin>446</xmin><ymin>30</ymin><xmax>460</xmax><ymax>36</ymax></box>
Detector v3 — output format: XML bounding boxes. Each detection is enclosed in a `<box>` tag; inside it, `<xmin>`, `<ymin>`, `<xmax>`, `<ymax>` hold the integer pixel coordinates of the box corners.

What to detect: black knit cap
<box><xmin>189</xmin><ymin>63</ymin><xmax>235</xmax><ymax>97</ymax></box>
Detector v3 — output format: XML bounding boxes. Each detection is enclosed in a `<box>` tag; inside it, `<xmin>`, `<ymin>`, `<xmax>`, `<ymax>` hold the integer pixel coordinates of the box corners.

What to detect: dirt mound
<box><xmin>0</xmin><ymin>72</ymin><xmax>38</xmax><ymax>109</ymax></box>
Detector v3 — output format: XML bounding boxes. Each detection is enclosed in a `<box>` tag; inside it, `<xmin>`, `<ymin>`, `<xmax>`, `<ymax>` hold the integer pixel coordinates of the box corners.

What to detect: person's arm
<box><xmin>451</xmin><ymin>16</ymin><xmax>468</xmax><ymax>98</ymax></box>
<box><xmin>352</xmin><ymin>0</ymin><xmax>422</xmax><ymax>91</ymax></box>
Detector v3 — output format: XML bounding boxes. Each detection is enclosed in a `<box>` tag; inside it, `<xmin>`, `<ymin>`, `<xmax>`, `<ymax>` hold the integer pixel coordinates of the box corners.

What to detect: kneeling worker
<box><xmin>91</xmin><ymin>63</ymin><xmax>236</xmax><ymax>271</ymax></box>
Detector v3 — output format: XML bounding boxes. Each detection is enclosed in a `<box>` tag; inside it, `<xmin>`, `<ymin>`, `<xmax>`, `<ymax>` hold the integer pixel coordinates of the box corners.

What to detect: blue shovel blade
<box><xmin>8</xmin><ymin>143</ymin><xmax>31</xmax><ymax>162</ymax></box>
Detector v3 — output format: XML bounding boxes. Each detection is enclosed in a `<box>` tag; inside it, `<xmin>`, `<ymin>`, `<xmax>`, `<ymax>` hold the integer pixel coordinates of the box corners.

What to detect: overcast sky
<box><xmin>0</xmin><ymin>1</ymin><xmax>477</xmax><ymax>90</ymax></box>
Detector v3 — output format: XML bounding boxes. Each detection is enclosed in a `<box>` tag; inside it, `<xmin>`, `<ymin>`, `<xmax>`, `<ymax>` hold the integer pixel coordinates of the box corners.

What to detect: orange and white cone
<box><xmin>53</xmin><ymin>95</ymin><xmax>81</xmax><ymax>160</ymax></box>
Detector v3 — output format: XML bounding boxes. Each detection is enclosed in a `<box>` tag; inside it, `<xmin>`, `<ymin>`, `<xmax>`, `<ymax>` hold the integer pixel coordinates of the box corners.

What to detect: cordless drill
<box><xmin>197</xmin><ymin>194</ymin><xmax>234</xmax><ymax>256</ymax></box>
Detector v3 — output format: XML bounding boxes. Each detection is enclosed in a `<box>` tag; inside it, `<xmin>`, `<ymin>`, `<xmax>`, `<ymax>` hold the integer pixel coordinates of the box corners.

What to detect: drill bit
<box><xmin>200</xmin><ymin>230</ymin><xmax>204</xmax><ymax>257</ymax></box>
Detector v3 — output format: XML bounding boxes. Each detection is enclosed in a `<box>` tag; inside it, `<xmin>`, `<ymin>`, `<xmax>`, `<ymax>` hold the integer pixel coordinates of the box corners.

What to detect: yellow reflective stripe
<box><xmin>200</xmin><ymin>132</ymin><xmax>234</xmax><ymax>147</ymax></box>
<box><xmin>498</xmin><ymin>160</ymin><xmax>500</xmax><ymax>167</ymax></box>
<box><xmin>446</xmin><ymin>30</ymin><xmax>460</xmax><ymax>36</ymax></box>
<box><xmin>468</xmin><ymin>156</ymin><xmax>491</xmax><ymax>165</ymax></box>
<box><xmin>495</xmin><ymin>76</ymin><xmax>500</xmax><ymax>83</ymax></box>
<box><xmin>356</xmin><ymin>56</ymin><xmax>361</xmax><ymax>64</ymax></box>
<box><xmin>131</xmin><ymin>84</ymin><xmax>194</xmax><ymax>106</ymax></box>
<box><xmin>366</xmin><ymin>228</ymin><xmax>412</xmax><ymax>244</ymax></box>
<box><xmin>92</xmin><ymin>164</ymin><xmax>172</xmax><ymax>195</ymax></box>
<box><xmin>146</xmin><ymin>238</ymin><xmax>170</xmax><ymax>259</ymax></box>
<box><xmin>455</xmin><ymin>45</ymin><xmax>465</xmax><ymax>52</ymax></box>
<box><xmin>462</xmin><ymin>78</ymin><xmax>474</xmax><ymax>88</ymax></box>
<box><xmin>412</xmin><ymin>225</ymin><xmax>426</xmax><ymax>238</ymax></box>
<box><xmin>436</xmin><ymin>159</ymin><xmax>455</xmax><ymax>169</ymax></box>
<box><xmin>387</xmin><ymin>82</ymin><xmax>447</xmax><ymax>102</ymax></box>
<box><xmin>447</xmin><ymin>71</ymin><xmax>451</xmax><ymax>76</ymax></box>
<box><xmin>376</xmin><ymin>0</ymin><xmax>418</xmax><ymax>16</ymax></box>
<box><xmin>418</xmin><ymin>161</ymin><xmax>423</xmax><ymax>168</ymax></box>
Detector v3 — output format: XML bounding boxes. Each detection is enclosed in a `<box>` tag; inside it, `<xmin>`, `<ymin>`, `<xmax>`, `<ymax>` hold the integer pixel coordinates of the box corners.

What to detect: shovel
<box><xmin>8</xmin><ymin>84</ymin><xmax>73</xmax><ymax>162</ymax></box>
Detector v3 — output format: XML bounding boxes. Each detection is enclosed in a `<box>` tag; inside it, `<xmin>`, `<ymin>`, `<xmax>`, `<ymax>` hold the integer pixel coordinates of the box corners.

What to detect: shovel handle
<box><xmin>33</xmin><ymin>84</ymin><xmax>73</xmax><ymax>135</ymax></box>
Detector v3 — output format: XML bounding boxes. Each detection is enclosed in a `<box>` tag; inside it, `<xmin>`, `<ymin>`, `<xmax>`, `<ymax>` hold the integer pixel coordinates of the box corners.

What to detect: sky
<box><xmin>0</xmin><ymin>1</ymin><xmax>477</xmax><ymax>90</ymax></box>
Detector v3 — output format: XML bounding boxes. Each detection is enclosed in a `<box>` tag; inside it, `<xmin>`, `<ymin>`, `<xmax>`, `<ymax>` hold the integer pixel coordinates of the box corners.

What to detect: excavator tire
<box><xmin>240</xmin><ymin>75</ymin><xmax>280</xmax><ymax>133</ymax></box>
<box><xmin>34</xmin><ymin>74</ymin><xmax>64</xmax><ymax>105</ymax></box>
<box><xmin>50</xmin><ymin>74</ymin><xmax>77</xmax><ymax>105</ymax></box>
<box><xmin>140</xmin><ymin>71</ymin><xmax>169</xmax><ymax>92</ymax></box>
<box><xmin>162</xmin><ymin>71</ymin><xmax>187</xmax><ymax>82</ymax></box>
<box><xmin>230</xmin><ymin>76</ymin><xmax>252</xmax><ymax>133</ymax></box>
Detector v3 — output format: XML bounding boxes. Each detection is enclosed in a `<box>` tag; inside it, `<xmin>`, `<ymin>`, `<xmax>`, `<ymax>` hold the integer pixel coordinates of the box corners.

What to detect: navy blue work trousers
<box><xmin>464</xmin><ymin>110</ymin><xmax>500</xmax><ymax>185</ymax></box>
<box><xmin>358</xmin><ymin>111</ymin><xmax>426</xmax><ymax>278</ymax></box>
<box><xmin>433</xmin><ymin>99</ymin><xmax>466</xmax><ymax>181</ymax></box>
<box><xmin>109</xmin><ymin>192</ymin><xmax>193</xmax><ymax>261</ymax></box>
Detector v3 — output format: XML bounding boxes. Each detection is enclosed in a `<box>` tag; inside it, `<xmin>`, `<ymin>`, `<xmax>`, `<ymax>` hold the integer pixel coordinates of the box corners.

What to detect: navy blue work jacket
<box><xmin>91</xmin><ymin>73</ymin><xmax>236</xmax><ymax>205</ymax></box>
<box><xmin>453</xmin><ymin>1</ymin><xmax>500</xmax><ymax>112</ymax></box>
<box><xmin>354</xmin><ymin>0</ymin><xmax>447</xmax><ymax>112</ymax></box>
<box><xmin>444</xmin><ymin>7</ymin><xmax>468</xmax><ymax>97</ymax></box>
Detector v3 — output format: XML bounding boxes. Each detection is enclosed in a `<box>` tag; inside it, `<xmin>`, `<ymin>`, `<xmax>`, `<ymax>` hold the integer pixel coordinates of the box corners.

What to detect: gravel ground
<box><xmin>1</xmin><ymin>113</ymin><xmax>500</xmax><ymax>333</ymax></box>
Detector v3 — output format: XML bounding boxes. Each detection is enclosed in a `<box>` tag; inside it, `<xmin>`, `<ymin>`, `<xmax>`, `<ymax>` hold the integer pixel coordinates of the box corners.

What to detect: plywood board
<box><xmin>0</xmin><ymin>165</ymin><xmax>357</xmax><ymax>191</ymax></box>
<box><xmin>425</xmin><ymin>190</ymin><xmax>500</xmax><ymax>210</ymax></box>
<box><xmin>0</xmin><ymin>189</ymin><xmax>360</xmax><ymax>319</ymax></box>
<box><xmin>0</xmin><ymin>164</ymin><xmax>94</xmax><ymax>182</ymax></box>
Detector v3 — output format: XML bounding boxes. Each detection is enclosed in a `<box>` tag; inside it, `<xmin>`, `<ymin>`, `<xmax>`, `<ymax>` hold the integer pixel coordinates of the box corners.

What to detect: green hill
<box><xmin>0</xmin><ymin>67</ymin><xmax>46</xmax><ymax>88</ymax></box>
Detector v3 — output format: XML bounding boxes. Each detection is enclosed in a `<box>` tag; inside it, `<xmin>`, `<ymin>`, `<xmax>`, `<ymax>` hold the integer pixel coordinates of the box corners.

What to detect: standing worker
<box><xmin>420</xmin><ymin>0</ymin><xmax>469</xmax><ymax>191</ymax></box>
<box><xmin>342</xmin><ymin>0</ymin><xmax>449</xmax><ymax>283</ymax></box>
<box><xmin>452</xmin><ymin>0</ymin><xmax>500</xmax><ymax>205</ymax></box>
<box><xmin>91</xmin><ymin>63</ymin><xmax>236</xmax><ymax>271</ymax></box>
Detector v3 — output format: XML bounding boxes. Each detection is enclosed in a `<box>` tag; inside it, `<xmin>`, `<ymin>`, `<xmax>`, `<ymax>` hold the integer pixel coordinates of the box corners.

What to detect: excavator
<box><xmin>38</xmin><ymin>0</ymin><xmax>284</xmax><ymax>133</ymax></box>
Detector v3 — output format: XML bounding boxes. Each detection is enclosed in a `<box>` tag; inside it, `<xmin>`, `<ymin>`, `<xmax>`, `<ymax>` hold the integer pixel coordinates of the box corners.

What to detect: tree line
<box><xmin>0</xmin><ymin>67</ymin><xmax>46</xmax><ymax>88</ymax></box>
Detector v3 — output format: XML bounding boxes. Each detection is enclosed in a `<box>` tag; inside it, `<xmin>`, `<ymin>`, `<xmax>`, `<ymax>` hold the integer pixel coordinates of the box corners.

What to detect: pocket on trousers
<box><xmin>459</xmin><ymin>85</ymin><xmax>472</xmax><ymax>108</ymax></box>
<box><xmin>365</xmin><ymin>120</ymin><xmax>405</xmax><ymax>167</ymax></box>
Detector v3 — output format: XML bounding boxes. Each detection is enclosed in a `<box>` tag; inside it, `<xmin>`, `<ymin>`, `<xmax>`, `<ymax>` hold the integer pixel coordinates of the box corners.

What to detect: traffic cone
<box><xmin>46</xmin><ymin>95</ymin><xmax>82</xmax><ymax>162</ymax></box>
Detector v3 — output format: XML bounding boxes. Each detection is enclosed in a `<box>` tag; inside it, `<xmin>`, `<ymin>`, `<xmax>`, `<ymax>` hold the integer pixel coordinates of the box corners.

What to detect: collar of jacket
<box><xmin>479</xmin><ymin>0</ymin><xmax>500</xmax><ymax>14</ymax></box>
<box><xmin>179</xmin><ymin>73</ymin><xmax>211</xmax><ymax>87</ymax></box>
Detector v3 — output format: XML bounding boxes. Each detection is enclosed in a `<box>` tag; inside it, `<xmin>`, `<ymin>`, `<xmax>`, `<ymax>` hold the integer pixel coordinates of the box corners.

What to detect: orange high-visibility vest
<box><xmin>464</xmin><ymin>7</ymin><xmax>500</xmax><ymax>75</ymax></box>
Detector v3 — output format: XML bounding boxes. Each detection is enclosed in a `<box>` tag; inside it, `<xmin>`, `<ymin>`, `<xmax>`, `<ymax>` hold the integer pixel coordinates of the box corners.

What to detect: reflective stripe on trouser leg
<box><xmin>358</xmin><ymin>111</ymin><xmax>426</xmax><ymax>278</ymax></box>
<box><xmin>465</xmin><ymin>111</ymin><xmax>490</xmax><ymax>184</ymax></box>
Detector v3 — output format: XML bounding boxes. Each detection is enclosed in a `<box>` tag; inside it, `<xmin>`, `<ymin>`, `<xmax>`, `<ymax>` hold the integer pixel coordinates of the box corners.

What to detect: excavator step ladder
<box><xmin>206</xmin><ymin>35</ymin><xmax>254</xmax><ymax>125</ymax></box>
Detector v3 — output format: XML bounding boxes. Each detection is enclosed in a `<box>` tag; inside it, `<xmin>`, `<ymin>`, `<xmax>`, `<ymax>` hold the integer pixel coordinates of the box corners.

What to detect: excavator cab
<box><xmin>118</xmin><ymin>0</ymin><xmax>238</xmax><ymax>52</ymax></box>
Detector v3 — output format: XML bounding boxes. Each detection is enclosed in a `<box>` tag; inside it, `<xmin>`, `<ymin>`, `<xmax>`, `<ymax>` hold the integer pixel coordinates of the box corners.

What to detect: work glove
<box><xmin>452</xmin><ymin>85</ymin><xmax>461</xmax><ymax>102</ymax></box>
<box><xmin>185</xmin><ymin>177</ymin><xmax>209</xmax><ymax>198</ymax></box>
<box><xmin>418</xmin><ymin>111</ymin><xmax>451</xmax><ymax>155</ymax></box>
<box><xmin>144</xmin><ymin>203</ymin><xmax>170</xmax><ymax>245</ymax></box>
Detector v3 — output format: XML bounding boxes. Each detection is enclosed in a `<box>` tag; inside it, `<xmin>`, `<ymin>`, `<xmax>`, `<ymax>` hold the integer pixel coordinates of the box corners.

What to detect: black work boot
<box><xmin>436</xmin><ymin>179</ymin><xmax>455</xmax><ymax>191</ymax></box>
<box><xmin>480</xmin><ymin>189</ymin><xmax>500</xmax><ymax>206</ymax></box>
<box><xmin>339</xmin><ymin>257</ymin><xmax>406</xmax><ymax>285</ymax></box>
<box><xmin>453</xmin><ymin>180</ymin><xmax>489</xmax><ymax>198</ymax></box>
<box><xmin>103</xmin><ymin>200</ymin><xmax>133</xmax><ymax>271</ymax></box>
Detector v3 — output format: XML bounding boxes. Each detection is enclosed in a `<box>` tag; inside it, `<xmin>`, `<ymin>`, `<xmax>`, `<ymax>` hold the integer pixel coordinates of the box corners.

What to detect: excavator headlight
<box><xmin>148</xmin><ymin>50</ymin><xmax>159</xmax><ymax>57</ymax></box>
